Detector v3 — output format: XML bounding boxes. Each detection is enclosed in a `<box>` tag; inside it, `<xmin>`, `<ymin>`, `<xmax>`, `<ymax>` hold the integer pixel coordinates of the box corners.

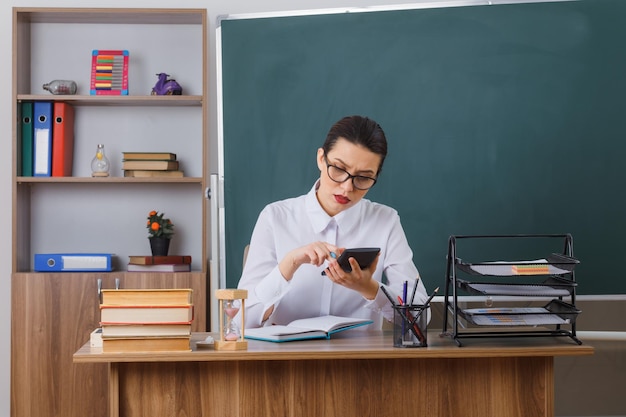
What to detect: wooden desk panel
<box><xmin>74</xmin><ymin>332</ymin><xmax>593</xmax><ymax>417</ymax></box>
<box><xmin>112</xmin><ymin>356</ymin><xmax>549</xmax><ymax>417</ymax></box>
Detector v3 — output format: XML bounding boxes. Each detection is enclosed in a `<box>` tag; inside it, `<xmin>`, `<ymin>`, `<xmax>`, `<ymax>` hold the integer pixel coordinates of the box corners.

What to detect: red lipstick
<box><xmin>334</xmin><ymin>194</ymin><xmax>350</xmax><ymax>204</ymax></box>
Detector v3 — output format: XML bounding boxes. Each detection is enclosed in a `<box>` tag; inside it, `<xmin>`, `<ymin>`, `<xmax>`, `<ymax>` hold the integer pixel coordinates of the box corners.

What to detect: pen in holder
<box><xmin>393</xmin><ymin>304</ymin><xmax>428</xmax><ymax>348</ymax></box>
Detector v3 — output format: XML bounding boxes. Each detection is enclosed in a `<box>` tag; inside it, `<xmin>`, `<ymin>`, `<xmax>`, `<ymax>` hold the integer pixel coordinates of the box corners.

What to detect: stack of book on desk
<box><xmin>127</xmin><ymin>255</ymin><xmax>192</xmax><ymax>272</ymax></box>
<box><xmin>99</xmin><ymin>288</ymin><xmax>194</xmax><ymax>352</ymax></box>
<box><xmin>122</xmin><ymin>152</ymin><xmax>183</xmax><ymax>178</ymax></box>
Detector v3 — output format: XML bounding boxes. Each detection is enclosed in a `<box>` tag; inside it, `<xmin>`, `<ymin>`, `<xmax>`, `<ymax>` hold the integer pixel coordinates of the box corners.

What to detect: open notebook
<box><xmin>244</xmin><ymin>315</ymin><xmax>373</xmax><ymax>342</ymax></box>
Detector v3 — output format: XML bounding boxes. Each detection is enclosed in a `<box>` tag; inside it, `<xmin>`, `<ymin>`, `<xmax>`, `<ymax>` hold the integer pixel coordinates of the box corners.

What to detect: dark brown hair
<box><xmin>322</xmin><ymin>115</ymin><xmax>388</xmax><ymax>175</ymax></box>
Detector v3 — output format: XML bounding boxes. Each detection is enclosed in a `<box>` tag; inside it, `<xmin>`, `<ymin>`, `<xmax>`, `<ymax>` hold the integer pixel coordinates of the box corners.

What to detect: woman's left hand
<box><xmin>324</xmin><ymin>253</ymin><xmax>380</xmax><ymax>300</ymax></box>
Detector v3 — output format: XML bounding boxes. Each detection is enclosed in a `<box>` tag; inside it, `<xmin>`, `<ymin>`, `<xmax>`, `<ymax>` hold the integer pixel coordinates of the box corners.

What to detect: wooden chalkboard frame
<box><xmin>215</xmin><ymin>0</ymin><xmax>626</xmax><ymax>295</ymax></box>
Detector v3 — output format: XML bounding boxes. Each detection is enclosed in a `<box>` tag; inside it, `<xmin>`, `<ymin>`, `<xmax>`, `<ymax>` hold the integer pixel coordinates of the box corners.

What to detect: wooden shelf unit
<box><xmin>11</xmin><ymin>8</ymin><xmax>208</xmax><ymax>417</ymax></box>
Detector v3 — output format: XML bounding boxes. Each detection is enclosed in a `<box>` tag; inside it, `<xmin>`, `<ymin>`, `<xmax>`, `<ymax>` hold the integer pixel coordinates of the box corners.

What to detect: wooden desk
<box><xmin>73</xmin><ymin>332</ymin><xmax>593</xmax><ymax>417</ymax></box>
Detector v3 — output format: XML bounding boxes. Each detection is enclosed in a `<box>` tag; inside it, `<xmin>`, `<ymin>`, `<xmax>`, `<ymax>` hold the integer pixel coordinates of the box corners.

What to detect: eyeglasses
<box><xmin>324</xmin><ymin>155</ymin><xmax>377</xmax><ymax>190</ymax></box>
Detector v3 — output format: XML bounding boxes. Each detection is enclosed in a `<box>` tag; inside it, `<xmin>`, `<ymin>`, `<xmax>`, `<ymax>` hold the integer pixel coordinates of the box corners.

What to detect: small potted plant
<box><xmin>147</xmin><ymin>210</ymin><xmax>175</xmax><ymax>256</ymax></box>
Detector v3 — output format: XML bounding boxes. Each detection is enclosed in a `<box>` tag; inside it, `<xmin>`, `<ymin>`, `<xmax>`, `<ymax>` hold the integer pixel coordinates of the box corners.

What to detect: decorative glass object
<box><xmin>43</xmin><ymin>80</ymin><xmax>77</xmax><ymax>95</ymax></box>
<box><xmin>214</xmin><ymin>289</ymin><xmax>248</xmax><ymax>351</ymax></box>
<box><xmin>91</xmin><ymin>144</ymin><xmax>110</xmax><ymax>177</ymax></box>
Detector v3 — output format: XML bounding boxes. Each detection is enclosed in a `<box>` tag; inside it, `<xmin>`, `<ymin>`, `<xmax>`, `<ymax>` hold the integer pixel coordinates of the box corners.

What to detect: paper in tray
<box><xmin>467</xmin><ymin>313</ymin><xmax>569</xmax><ymax>326</ymax></box>
<box><xmin>461</xmin><ymin>299</ymin><xmax>580</xmax><ymax>326</ymax></box>
<box><xmin>463</xmin><ymin>307</ymin><xmax>550</xmax><ymax>315</ymax></box>
<box><xmin>465</xmin><ymin>283</ymin><xmax>571</xmax><ymax>296</ymax></box>
<box><xmin>466</xmin><ymin>259</ymin><xmax>571</xmax><ymax>276</ymax></box>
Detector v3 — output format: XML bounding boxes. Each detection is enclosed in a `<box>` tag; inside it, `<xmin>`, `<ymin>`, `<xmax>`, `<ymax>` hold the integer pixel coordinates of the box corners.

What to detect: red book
<box><xmin>51</xmin><ymin>102</ymin><xmax>75</xmax><ymax>177</ymax></box>
<box><xmin>128</xmin><ymin>255</ymin><xmax>192</xmax><ymax>265</ymax></box>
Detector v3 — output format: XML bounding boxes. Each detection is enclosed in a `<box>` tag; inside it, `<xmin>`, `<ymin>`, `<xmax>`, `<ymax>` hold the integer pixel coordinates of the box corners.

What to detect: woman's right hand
<box><xmin>279</xmin><ymin>241</ymin><xmax>339</xmax><ymax>280</ymax></box>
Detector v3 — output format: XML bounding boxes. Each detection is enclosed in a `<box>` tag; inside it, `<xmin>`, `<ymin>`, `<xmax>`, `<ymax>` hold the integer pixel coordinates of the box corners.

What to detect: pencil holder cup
<box><xmin>393</xmin><ymin>305</ymin><xmax>428</xmax><ymax>347</ymax></box>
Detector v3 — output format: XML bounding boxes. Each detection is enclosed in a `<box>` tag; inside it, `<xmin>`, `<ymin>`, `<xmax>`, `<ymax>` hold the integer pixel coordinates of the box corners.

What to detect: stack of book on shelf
<box><xmin>127</xmin><ymin>255</ymin><xmax>192</xmax><ymax>272</ymax></box>
<box><xmin>122</xmin><ymin>152</ymin><xmax>183</xmax><ymax>178</ymax></box>
<box><xmin>99</xmin><ymin>288</ymin><xmax>194</xmax><ymax>352</ymax></box>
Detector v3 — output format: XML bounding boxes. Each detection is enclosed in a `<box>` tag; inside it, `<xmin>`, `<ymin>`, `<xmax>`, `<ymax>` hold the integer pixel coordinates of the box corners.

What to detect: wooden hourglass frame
<box><xmin>214</xmin><ymin>288</ymin><xmax>248</xmax><ymax>350</ymax></box>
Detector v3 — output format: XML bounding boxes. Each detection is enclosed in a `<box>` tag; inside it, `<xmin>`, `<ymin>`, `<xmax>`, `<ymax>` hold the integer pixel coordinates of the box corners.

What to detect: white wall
<box><xmin>0</xmin><ymin>0</ymin><xmax>444</xmax><ymax>416</ymax></box>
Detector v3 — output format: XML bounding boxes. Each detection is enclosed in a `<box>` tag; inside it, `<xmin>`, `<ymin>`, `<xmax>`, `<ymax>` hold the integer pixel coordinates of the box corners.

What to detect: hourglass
<box><xmin>214</xmin><ymin>289</ymin><xmax>248</xmax><ymax>350</ymax></box>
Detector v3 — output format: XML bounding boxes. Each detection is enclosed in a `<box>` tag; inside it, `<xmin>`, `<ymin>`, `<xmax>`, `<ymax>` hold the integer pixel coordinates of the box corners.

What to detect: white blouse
<box><xmin>237</xmin><ymin>182</ymin><xmax>429</xmax><ymax>329</ymax></box>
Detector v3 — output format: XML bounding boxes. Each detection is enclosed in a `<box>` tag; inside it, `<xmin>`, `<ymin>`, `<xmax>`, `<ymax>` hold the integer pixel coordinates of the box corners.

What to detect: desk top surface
<box><xmin>74</xmin><ymin>331</ymin><xmax>594</xmax><ymax>363</ymax></box>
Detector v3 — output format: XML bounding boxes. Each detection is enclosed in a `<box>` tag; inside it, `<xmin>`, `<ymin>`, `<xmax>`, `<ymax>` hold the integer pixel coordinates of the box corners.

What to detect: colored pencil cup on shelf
<box><xmin>393</xmin><ymin>304</ymin><xmax>428</xmax><ymax>347</ymax></box>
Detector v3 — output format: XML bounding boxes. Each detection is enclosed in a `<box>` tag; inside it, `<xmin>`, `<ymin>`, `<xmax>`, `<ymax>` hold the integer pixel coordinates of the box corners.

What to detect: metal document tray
<box><xmin>460</xmin><ymin>299</ymin><xmax>581</xmax><ymax>327</ymax></box>
<box><xmin>457</xmin><ymin>276</ymin><xmax>577</xmax><ymax>297</ymax></box>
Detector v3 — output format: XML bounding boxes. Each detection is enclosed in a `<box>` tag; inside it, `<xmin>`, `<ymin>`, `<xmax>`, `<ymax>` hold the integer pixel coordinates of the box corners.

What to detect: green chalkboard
<box><xmin>219</xmin><ymin>0</ymin><xmax>626</xmax><ymax>295</ymax></box>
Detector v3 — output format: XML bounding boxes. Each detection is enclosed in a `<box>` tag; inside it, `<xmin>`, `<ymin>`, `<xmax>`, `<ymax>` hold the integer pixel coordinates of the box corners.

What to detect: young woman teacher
<box><xmin>237</xmin><ymin>115</ymin><xmax>428</xmax><ymax>329</ymax></box>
